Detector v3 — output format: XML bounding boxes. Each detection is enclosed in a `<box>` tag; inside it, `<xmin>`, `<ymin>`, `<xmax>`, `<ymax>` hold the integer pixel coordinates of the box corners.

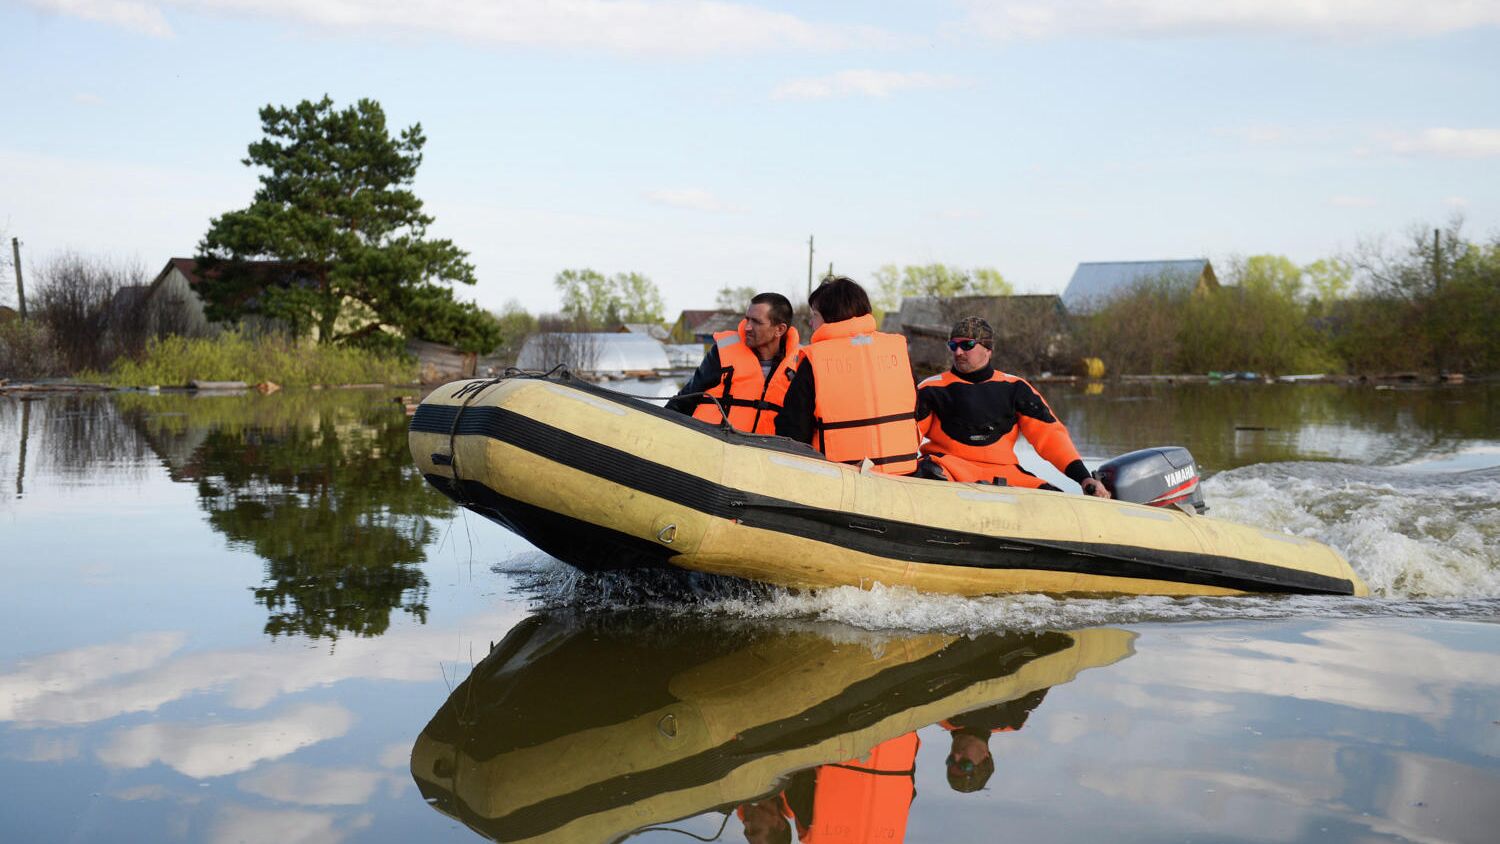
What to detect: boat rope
<box><xmin>635</xmin><ymin>810</ymin><xmax>733</xmax><ymax>841</ymax></box>
<box><xmin>494</xmin><ymin>365</ymin><xmax>735</xmax><ymax>431</ymax></box>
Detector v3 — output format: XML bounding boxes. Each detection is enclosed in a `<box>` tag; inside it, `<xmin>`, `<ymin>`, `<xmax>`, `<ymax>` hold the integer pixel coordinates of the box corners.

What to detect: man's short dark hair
<box><xmin>807</xmin><ymin>276</ymin><xmax>871</xmax><ymax>324</ymax></box>
<box><xmin>751</xmin><ymin>292</ymin><xmax>793</xmax><ymax>327</ymax></box>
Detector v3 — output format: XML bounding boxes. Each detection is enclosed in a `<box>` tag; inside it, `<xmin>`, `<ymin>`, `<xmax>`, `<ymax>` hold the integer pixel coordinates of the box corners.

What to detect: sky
<box><xmin>2</xmin><ymin>1</ymin><xmax>1498</xmax><ymax>318</ymax></box>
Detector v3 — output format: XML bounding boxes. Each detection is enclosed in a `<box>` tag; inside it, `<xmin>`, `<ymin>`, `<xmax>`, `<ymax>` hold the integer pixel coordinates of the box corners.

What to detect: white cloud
<box><xmin>0</xmin><ymin>632</ymin><xmax>185</xmax><ymax>722</ymax></box>
<box><xmin>1390</xmin><ymin>128</ymin><xmax>1500</xmax><ymax>159</ymax></box>
<box><xmin>96</xmin><ymin>702</ymin><xmax>354</xmax><ymax>778</ymax></box>
<box><xmin>1125</xmin><ymin>624</ymin><xmax>1500</xmax><ymax>722</ymax></box>
<box><xmin>72</xmin><ymin>93</ymin><xmax>106</xmax><ymax>106</ymax></box>
<box><xmin>28</xmin><ymin>0</ymin><xmax>897</xmax><ymax>56</ymax></box>
<box><xmin>238</xmin><ymin>763</ymin><xmax>390</xmax><ymax>806</ymax></box>
<box><xmin>210</xmin><ymin>805</ymin><xmax>349</xmax><ymax>844</ymax></box>
<box><xmin>1443</xmin><ymin>195</ymin><xmax>1469</xmax><ymax>208</ymax></box>
<box><xmin>26</xmin><ymin>0</ymin><xmax>172</xmax><ymax>37</ymax></box>
<box><xmin>0</xmin><ymin>604</ymin><xmax>526</xmax><ymax>726</ymax></box>
<box><xmin>773</xmin><ymin>69</ymin><xmax>967</xmax><ymax>100</ymax></box>
<box><xmin>643</xmin><ymin>188</ymin><xmax>743</xmax><ymax>213</ymax></box>
<box><xmin>1328</xmin><ymin>195</ymin><xmax>1377</xmax><ymax>208</ymax></box>
<box><xmin>377</xmin><ymin>742</ymin><xmax>412</xmax><ymax>769</ymax></box>
<box><xmin>961</xmin><ymin>1</ymin><xmax>1500</xmax><ymax>39</ymax></box>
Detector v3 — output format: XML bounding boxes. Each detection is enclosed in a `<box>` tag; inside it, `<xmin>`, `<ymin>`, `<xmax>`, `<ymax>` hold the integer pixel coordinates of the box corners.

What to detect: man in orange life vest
<box><xmin>775</xmin><ymin>277</ymin><xmax>921</xmax><ymax>475</ymax></box>
<box><xmin>734</xmin><ymin>690</ymin><xmax>1050</xmax><ymax>841</ymax></box>
<box><xmin>916</xmin><ymin>316</ymin><xmax>1111</xmax><ymax>497</ymax></box>
<box><xmin>667</xmin><ymin>292</ymin><xmax>801</xmax><ymax>435</ymax></box>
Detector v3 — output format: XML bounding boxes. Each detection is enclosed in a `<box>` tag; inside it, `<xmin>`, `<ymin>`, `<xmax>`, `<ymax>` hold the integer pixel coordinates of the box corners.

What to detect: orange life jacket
<box><xmin>801</xmin><ymin>733</ymin><xmax>920</xmax><ymax>844</ymax></box>
<box><xmin>692</xmin><ymin>321</ymin><xmax>801</xmax><ymax>434</ymax></box>
<box><xmin>916</xmin><ymin>369</ymin><xmax>1082</xmax><ymax>486</ymax></box>
<box><xmin>800</xmin><ymin>315</ymin><xmax>920</xmax><ymax>475</ymax></box>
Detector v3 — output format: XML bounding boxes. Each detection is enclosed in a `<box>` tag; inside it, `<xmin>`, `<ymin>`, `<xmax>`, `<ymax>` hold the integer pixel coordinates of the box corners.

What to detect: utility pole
<box><xmin>1433</xmin><ymin>228</ymin><xmax>1445</xmax><ymax>375</ymax></box>
<box><xmin>10</xmin><ymin>237</ymin><xmax>24</xmax><ymax>321</ymax></box>
<box><xmin>806</xmin><ymin>235</ymin><xmax>814</xmax><ymax>300</ymax></box>
<box><xmin>1433</xmin><ymin>229</ymin><xmax>1442</xmax><ymax>294</ymax></box>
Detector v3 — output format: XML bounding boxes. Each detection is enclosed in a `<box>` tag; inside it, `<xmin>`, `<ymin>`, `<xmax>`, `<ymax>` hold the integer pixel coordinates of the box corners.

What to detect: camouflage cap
<box><xmin>949</xmin><ymin>316</ymin><xmax>994</xmax><ymax>349</ymax></box>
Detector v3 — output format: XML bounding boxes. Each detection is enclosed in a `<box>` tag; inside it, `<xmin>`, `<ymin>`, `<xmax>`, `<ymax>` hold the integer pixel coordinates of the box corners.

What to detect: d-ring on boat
<box><xmin>408</xmin><ymin>374</ymin><xmax>1368</xmax><ymax>597</ymax></box>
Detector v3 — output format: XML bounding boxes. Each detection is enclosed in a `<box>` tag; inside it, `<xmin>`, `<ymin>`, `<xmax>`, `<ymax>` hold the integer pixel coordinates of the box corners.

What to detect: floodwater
<box><xmin>2</xmin><ymin>381</ymin><xmax>1498</xmax><ymax>843</ymax></box>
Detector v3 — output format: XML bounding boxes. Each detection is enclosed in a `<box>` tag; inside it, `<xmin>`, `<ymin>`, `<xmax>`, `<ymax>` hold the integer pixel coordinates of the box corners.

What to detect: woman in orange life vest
<box><xmin>666</xmin><ymin>292</ymin><xmax>801</xmax><ymax>435</ymax></box>
<box><xmin>774</xmin><ymin>277</ymin><xmax>921</xmax><ymax>476</ymax></box>
<box><xmin>915</xmin><ymin>316</ymin><xmax>1111</xmax><ymax>497</ymax></box>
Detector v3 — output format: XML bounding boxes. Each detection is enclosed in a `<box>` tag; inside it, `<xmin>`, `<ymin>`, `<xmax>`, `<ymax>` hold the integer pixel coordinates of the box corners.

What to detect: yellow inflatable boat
<box><xmin>411</xmin><ymin>613</ymin><xmax>1135</xmax><ymax>844</ymax></box>
<box><xmin>409</xmin><ymin>375</ymin><xmax>1368</xmax><ymax>597</ymax></box>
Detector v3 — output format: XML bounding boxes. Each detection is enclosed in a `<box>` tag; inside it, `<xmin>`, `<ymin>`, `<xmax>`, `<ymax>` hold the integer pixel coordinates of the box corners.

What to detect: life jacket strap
<box><xmin>816</xmin><ymin>411</ymin><xmax>917</xmax><ymax>431</ymax></box>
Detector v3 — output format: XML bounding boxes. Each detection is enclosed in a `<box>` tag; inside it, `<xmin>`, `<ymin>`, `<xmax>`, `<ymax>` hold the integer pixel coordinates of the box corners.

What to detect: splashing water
<box><xmin>493</xmin><ymin>461</ymin><xmax>1500</xmax><ymax>631</ymax></box>
<box><xmin>1204</xmin><ymin>462</ymin><xmax>1500</xmax><ymax>599</ymax></box>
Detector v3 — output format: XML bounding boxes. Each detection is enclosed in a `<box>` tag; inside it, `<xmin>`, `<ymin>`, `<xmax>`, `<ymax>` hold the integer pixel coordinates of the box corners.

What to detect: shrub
<box><xmin>0</xmin><ymin>320</ymin><xmax>64</xmax><ymax>380</ymax></box>
<box><xmin>91</xmin><ymin>331</ymin><xmax>416</xmax><ymax>387</ymax></box>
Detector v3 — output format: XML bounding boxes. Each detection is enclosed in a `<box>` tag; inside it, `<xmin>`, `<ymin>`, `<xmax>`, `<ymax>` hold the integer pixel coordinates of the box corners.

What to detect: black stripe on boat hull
<box><xmin>413</xmin><ymin>403</ymin><xmax>1355</xmax><ymax>595</ymax></box>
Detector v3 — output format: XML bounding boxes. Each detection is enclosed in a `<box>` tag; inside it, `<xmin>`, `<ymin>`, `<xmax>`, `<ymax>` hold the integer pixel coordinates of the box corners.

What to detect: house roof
<box><xmin>150</xmin><ymin>257</ymin><xmax>306</xmax><ymax>292</ymax></box>
<box><xmin>690</xmin><ymin>312</ymin><xmax>742</xmax><ymax>337</ymax></box>
<box><xmin>616</xmin><ymin>322</ymin><xmax>670</xmax><ymax>341</ymax></box>
<box><xmin>674</xmin><ymin>309</ymin><xmax>719</xmax><ymax>327</ymax></box>
<box><xmin>1062</xmin><ymin>260</ymin><xmax>1213</xmax><ymax>313</ymax></box>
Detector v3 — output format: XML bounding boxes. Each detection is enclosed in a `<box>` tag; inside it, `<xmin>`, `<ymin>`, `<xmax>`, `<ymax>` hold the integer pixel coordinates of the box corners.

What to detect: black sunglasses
<box><xmin>947</xmin><ymin>753</ymin><xmax>976</xmax><ymax>773</ymax></box>
<box><xmin>947</xmin><ymin>339</ymin><xmax>980</xmax><ymax>351</ymax></box>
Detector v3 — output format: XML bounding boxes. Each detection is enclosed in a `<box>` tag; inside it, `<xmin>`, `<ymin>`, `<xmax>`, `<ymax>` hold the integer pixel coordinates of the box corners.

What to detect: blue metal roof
<box><xmin>1062</xmin><ymin>259</ymin><xmax>1211</xmax><ymax>313</ymax></box>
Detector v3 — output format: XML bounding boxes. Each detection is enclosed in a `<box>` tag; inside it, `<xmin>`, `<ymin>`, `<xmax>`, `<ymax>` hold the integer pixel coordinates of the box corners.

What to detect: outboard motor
<box><xmin>1095</xmin><ymin>446</ymin><xmax>1207</xmax><ymax>514</ymax></box>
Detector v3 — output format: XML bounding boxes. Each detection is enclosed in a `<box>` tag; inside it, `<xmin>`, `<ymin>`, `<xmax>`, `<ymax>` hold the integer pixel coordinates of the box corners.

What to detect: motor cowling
<box><xmin>1095</xmin><ymin>446</ymin><xmax>1207</xmax><ymax>514</ymax></box>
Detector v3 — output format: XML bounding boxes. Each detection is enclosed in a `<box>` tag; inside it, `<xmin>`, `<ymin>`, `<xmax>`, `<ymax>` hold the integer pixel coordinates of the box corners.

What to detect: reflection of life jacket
<box><xmin>692</xmin><ymin>322</ymin><xmax>801</xmax><ymax>434</ymax></box>
<box><xmin>802</xmin><ymin>733</ymin><xmax>920</xmax><ymax>844</ymax></box>
<box><xmin>800</xmin><ymin>314</ymin><xmax>920</xmax><ymax>475</ymax></box>
<box><xmin>916</xmin><ymin>368</ymin><xmax>1083</xmax><ymax>488</ymax></box>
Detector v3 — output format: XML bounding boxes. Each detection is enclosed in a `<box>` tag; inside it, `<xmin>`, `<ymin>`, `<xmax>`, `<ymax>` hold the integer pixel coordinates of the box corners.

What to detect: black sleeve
<box><xmin>774</xmin><ymin>358</ymin><xmax>817</xmax><ymax>444</ymax></box>
<box><xmin>948</xmin><ymin>688</ymin><xmax>1049</xmax><ymax>736</ymax></box>
<box><xmin>914</xmin><ymin>383</ymin><xmax>934</xmax><ymax>423</ymax></box>
<box><xmin>665</xmin><ymin>346</ymin><xmax>722</xmax><ymax>415</ymax></box>
<box><xmin>1062</xmin><ymin>459</ymin><xmax>1093</xmax><ymax>484</ymax></box>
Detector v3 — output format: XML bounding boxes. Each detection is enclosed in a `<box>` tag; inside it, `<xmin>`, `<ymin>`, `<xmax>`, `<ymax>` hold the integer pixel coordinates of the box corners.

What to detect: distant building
<box><xmin>1062</xmin><ymin>259</ymin><xmax>1217</xmax><ymax>315</ymax></box>
<box><xmin>517</xmin><ymin>332</ymin><xmax>671</xmax><ymax>377</ymax></box>
<box><xmin>663</xmin><ymin>343</ymin><xmax>708</xmax><ymax>370</ymax></box>
<box><xmin>146</xmin><ymin>257</ymin><xmax>305</xmax><ymax>336</ymax></box>
<box><xmin>0</xmin><ymin>305</ymin><xmax>17</xmax><ymax>324</ymax></box>
<box><xmin>407</xmin><ymin>338</ymin><xmax>476</xmax><ymax>384</ymax></box>
<box><xmin>670</xmin><ymin>309</ymin><xmax>738</xmax><ymax>343</ymax></box>
<box><xmin>614</xmin><ymin>322</ymin><xmax>670</xmax><ymax>341</ymax></box>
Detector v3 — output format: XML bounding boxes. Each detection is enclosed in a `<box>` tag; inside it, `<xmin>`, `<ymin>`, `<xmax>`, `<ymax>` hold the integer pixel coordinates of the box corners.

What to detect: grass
<box><xmin>88</xmin><ymin>331</ymin><xmax>417</xmax><ymax>387</ymax></box>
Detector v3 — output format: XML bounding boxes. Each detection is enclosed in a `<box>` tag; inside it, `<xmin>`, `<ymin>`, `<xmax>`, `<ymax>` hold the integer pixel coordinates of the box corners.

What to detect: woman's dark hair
<box><xmin>750</xmin><ymin>292</ymin><xmax>794</xmax><ymax>327</ymax></box>
<box><xmin>807</xmin><ymin>276</ymin><xmax>871</xmax><ymax>324</ymax></box>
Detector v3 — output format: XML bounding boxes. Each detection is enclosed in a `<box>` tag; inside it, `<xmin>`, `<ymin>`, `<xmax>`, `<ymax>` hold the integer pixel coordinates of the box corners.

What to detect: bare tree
<box><xmin>521</xmin><ymin>314</ymin><xmax>602</xmax><ymax>375</ymax></box>
<box><xmin>31</xmin><ymin>252</ymin><xmax>150</xmax><ymax>372</ymax></box>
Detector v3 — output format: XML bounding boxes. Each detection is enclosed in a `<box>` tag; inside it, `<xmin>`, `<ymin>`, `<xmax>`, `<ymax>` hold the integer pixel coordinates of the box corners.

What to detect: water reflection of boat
<box><xmin>409</xmin><ymin>376</ymin><xmax>1367</xmax><ymax>597</ymax></box>
<box><xmin>410</xmin><ymin>614</ymin><xmax>1135</xmax><ymax>844</ymax></box>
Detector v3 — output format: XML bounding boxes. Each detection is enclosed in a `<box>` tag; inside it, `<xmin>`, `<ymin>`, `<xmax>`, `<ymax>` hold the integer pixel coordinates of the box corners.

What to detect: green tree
<box><xmin>489</xmin><ymin>299</ymin><xmax>538</xmax><ymax>363</ymax></box>
<box><xmin>715</xmin><ymin>285</ymin><xmax>758</xmax><ymax>311</ymax></box>
<box><xmin>197</xmin><ymin>96</ymin><xmax>500</xmax><ymax>352</ymax></box>
<box><xmin>1303</xmin><ymin>257</ymin><xmax>1352</xmax><ymax>304</ymax></box>
<box><xmin>116</xmin><ymin>390</ymin><xmax>446</xmax><ymax>642</ymax></box>
<box><xmin>555</xmin><ymin>269</ymin><xmax>665</xmax><ymax>327</ymax></box>
<box><xmin>871</xmin><ymin>263</ymin><xmax>1013</xmax><ymax>316</ymax></box>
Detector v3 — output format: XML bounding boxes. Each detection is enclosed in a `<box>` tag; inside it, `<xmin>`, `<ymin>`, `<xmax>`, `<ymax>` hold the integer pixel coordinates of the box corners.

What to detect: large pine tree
<box><xmin>197</xmin><ymin>96</ymin><xmax>498</xmax><ymax>352</ymax></box>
